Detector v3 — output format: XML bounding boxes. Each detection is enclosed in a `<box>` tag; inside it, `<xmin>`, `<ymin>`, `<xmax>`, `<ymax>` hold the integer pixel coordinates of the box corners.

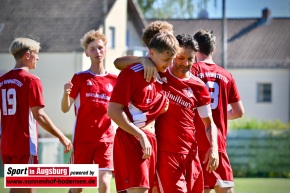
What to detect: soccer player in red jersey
<box><xmin>114</xmin><ymin>34</ymin><xmax>219</xmax><ymax>193</ymax></box>
<box><xmin>61</xmin><ymin>30</ymin><xmax>117</xmax><ymax>193</ymax></box>
<box><xmin>154</xmin><ymin>34</ymin><xmax>218</xmax><ymax>193</ymax></box>
<box><xmin>0</xmin><ymin>37</ymin><xmax>72</xmax><ymax>193</ymax></box>
<box><xmin>191</xmin><ymin>29</ymin><xmax>245</xmax><ymax>193</ymax></box>
<box><xmin>108</xmin><ymin>32</ymin><xmax>179</xmax><ymax>193</ymax></box>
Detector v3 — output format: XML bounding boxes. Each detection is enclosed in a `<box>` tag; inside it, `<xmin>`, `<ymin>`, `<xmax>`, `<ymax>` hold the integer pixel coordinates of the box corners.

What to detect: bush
<box><xmin>229</xmin><ymin>117</ymin><xmax>290</xmax><ymax>130</ymax></box>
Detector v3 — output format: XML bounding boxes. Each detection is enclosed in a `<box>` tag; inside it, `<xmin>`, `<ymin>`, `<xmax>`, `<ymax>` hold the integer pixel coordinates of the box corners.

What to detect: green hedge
<box><xmin>227</xmin><ymin>129</ymin><xmax>290</xmax><ymax>178</ymax></box>
<box><xmin>229</xmin><ymin>117</ymin><xmax>290</xmax><ymax>130</ymax></box>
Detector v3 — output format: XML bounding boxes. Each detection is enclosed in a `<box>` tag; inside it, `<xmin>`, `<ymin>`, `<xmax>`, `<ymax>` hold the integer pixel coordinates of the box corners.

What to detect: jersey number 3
<box><xmin>1</xmin><ymin>88</ymin><xmax>16</xmax><ymax>115</ymax></box>
<box><xmin>205</xmin><ymin>81</ymin><xmax>219</xmax><ymax>110</ymax></box>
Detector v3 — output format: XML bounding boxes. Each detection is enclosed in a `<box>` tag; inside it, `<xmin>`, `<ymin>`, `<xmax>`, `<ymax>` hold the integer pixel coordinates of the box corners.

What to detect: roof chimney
<box><xmin>262</xmin><ymin>8</ymin><xmax>271</xmax><ymax>19</ymax></box>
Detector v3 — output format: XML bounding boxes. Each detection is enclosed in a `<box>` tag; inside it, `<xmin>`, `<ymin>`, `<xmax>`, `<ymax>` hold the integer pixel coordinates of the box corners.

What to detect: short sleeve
<box><xmin>228</xmin><ymin>77</ymin><xmax>241</xmax><ymax>104</ymax></box>
<box><xmin>110</xmin><ymin>67</ymin><xmax>134</xmax><ymax>106</ymax></box>
<box><xmin>29</xmin><ymin>78</ymin><xmax>45</xmax><ymax>108</ymax></box>
<box><xmin>196</xmin><ymin>83</ymin><xmax>211</xmax><ymax>107</ymax></box>
<box><xmin>70</xmin><ymin>74</ymin><xmax>81</xmax><ymax>99</ymax></box>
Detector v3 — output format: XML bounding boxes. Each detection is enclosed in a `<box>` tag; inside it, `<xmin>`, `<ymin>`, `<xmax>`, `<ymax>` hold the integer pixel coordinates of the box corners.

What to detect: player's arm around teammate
<box><xmin>108</xmin><ymin>32</ymin><xmax>179</xmax><ymax>193</ymax></box>
<box><xmin>114</xmin><ymin>56</ymin><xmax>158</xmax><ymax>83</ymax></box>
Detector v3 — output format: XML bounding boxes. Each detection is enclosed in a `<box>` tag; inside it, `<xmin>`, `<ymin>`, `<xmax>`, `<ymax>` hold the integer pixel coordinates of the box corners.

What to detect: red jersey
<box><xmin>155</xmin><ymin>69</ymin><xmax>211</xmax><ymax>155</ymax></box>
<box><xmin>111</xmin><ymin>63</ymin><xmax>165</xmax><ymax>192</ymax></box>
<box><xmin>69</xmin><ymin>70</ymin><xmax>117</xmax><ymax>143</ymax></box>
<box><xmin>110</xmin><ymin>63</ymin><xmax>166</xmax><ymax>126</ymax></box>
<box><xmin>191</xmin><ymin>62</ymin><xmax>241</xmax><ymax>152</ymax></box>
<box><xmin>0</xmin><ymin>69</ymin><xmax>44</xmax><ymax>156</ymax></box>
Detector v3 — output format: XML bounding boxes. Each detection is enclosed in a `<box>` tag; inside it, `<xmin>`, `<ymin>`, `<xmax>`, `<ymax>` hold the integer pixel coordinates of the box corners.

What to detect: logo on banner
<box><xmin>4</xmin><ymin>164</ymin><xmax>99</xmax><ymax>188</ymax></box>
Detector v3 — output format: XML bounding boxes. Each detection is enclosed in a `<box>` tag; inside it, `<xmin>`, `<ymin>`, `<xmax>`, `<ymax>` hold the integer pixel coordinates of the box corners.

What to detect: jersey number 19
<box><xmin>1</xmin><ymin>88</ymin><xmax>16</xmax><ymax>115</ymax></box>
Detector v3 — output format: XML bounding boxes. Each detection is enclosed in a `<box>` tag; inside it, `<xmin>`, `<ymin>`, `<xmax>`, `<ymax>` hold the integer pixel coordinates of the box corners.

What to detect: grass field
<box><xmin>0</xmin><ymin>177</ymin><xmax>290</xmax><ymax>193</ymax></box>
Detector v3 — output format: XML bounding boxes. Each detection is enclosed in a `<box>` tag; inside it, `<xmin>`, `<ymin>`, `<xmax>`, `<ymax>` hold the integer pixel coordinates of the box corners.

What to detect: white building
<box><xmin>156</xmin><ymin>8</ymin><xmax>290</xmax><ymax>124</ymax></box>
<box><xmin>0</xmin><ymin>0</ymin><xmax>147</xmax><ymax>135</ymax></box>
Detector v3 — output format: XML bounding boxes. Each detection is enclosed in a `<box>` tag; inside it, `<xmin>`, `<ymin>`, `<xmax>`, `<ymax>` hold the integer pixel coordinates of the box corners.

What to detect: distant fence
<box><xmin>38</xmin><ymin>138</ymin><xmax>65</xmax><ymax>164</ymax></box>
<box><xmin>1</xmin><ymin>130</ymin><xmax>290</xmax><ymax>178</ymax></box>
<box><xmin>227</xmin><ymin>129</ymin><xmax>290</xmax><ymax>177</ymax></box>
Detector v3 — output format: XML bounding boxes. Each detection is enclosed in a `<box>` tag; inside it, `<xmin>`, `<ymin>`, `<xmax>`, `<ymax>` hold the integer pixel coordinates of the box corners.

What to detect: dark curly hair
<box><xmin>176</xmin><ymin>34</ymin><xmax>199</xmax><ymax>52</ymax></box>
<box><xmin>193</xmin><ymin>29</ymin><xmax>216</xmax><ymax>56</ymax></box>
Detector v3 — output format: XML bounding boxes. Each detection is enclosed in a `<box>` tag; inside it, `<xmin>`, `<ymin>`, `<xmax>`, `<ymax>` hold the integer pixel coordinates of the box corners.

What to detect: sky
<box><xmin>195</xmin><ymin>0</ymin><xmax>290</xmax><ymax>18</ymax></box>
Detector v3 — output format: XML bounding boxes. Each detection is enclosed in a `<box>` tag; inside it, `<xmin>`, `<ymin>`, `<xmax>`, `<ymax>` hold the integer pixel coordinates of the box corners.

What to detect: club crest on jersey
<box><xmin>87</xmin><ymin>80</ymin><xmax>93</xmax><ymax>86</ymax></box>
<box><xmin>182</xmin><ymin>87</ymin><xmax>193</xmax><ymax>98</ymax></box>
<box><xmin>147</xmin><ymin>85</ymin><xmax>153</xmax><ymax>90</ymax></box>
<box><xmin>106</xmin><ymin>83</ymin><xmax>113</xmax><ymax>92</ymax></box>
<box><xmin>161</xmin><ymin>77</ymin><xmax>167</xmax><ymax>83</ymax></box>
<box><xmin>146</xmin><ymin>98</ymin><xmax>152</xmax><ymax>104</ymax></box>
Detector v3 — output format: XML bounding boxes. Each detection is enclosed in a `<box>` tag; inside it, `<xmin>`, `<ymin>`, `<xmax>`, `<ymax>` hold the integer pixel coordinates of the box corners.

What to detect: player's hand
<box><xmin>64</xmin><ymin>81</ymin><xmax>73</xmax><ymax>95</ymax></box>
<box><xmin>141</xmin><ymin>57</ymin><xmax>158</xmax><ymax>82</ymax></box>
<box><xmin>139</xmin><ymin>133</ymin><xmax>152</xmax><ymax>159</ymax></box>
<box><xmin>59</xmin><ymin>135</ymin><xmax>73</xmax><ymax>153</ymax></box>
<box><xmin>204</xmin><ymin>147</ymin><xmax>219</xmax><ymax>173</ymax></box>
<box><xmin>152</xmin><ymin>185</ymin><xmax>158</xmax><ymax>193</ymax></box>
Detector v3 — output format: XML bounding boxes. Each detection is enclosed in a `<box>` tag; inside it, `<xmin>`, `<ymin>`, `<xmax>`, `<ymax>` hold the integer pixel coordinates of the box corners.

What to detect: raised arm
<box><xmin>61</xmin><ymin>81</ymin><xmax>75</xmax><ymax>113</ymax></box>
<box><xmin>228</xmin><ymin>101</ymin><xmax>244</xmax><ymax>120</ymax></box>
<box><xmin>31</xmin><ymin>106</ymin><xmax>72</xmax><ymax>153</ymax></box>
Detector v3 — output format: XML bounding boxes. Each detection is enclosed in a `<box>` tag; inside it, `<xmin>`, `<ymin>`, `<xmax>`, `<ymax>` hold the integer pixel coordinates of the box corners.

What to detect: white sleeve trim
<box><xmin>216</xmin><ymin>180</ymin><xmax>234</xmax><ymax>188</ymax></box>
<box><xmin>132</xmin><ymin>113</ymin><xmax>147</xmax><ymax>123</ymax></box>
<box><xmin>197</xmin><ymin>104</ymin><xmax>212</xmax><ymax>118</ymax></box>
<box><xmin>128</xmin><ymin>102</ymin><xmax>147</xmax><ymax>128</ymax></box>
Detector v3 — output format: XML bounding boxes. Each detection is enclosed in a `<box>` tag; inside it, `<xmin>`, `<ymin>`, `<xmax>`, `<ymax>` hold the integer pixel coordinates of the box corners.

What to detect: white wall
<box><xmin>0</xmin><ymin>52</ymin><xmax>83</xmax><ymax>135</ymax></box>
<box><xmin>127</xmin><ymin>20</ymin><xmax>145</xmax><ymax>48</ymax></box>
<box><xmin>230</xmin><ymin>69</ymin><xmax>290</xmax><ymax>123</ymax></box>
<box><xmin>104</xmin><ymin>0</ymin><xmax>145</xmax><ymax>75</ymax></box>
<box><xmin>104</xmin><ymin>0</ymin><xmax>128</xmax><ymax>75</ymax></box>
<box><xmin>0</xmin><ymin>54</ymin><xmax>15</xmax><ymax>75</ymax></box>
<box><xmin>34</xmin><ymin>53</ymin><xmax>83</xmax><ymax>136</ymax></box>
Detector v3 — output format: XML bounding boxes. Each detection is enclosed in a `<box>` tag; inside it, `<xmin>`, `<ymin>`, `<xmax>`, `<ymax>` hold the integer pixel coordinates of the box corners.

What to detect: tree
<box><xmin>136</xmin><ymin>0</ymin><xmax>211</xmax><ymax>19</ymax></box>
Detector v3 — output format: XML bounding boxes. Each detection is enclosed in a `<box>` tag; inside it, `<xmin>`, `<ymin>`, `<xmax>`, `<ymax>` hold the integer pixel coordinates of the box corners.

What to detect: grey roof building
<box><xmin>148</xmin><ymin>8</ymin><xmax>290</xmax><ymax>69</ymax></box>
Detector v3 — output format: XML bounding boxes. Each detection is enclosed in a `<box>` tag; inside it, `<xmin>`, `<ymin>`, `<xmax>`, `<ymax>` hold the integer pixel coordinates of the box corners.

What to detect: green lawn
<box><xmin>1</xmin><ymin>178</ymin><xmax>290</xmax><ymax>193</ymax></box>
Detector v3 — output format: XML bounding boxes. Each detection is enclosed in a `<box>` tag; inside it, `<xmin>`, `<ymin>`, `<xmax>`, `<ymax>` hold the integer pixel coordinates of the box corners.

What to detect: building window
<box><xmin>108</xmin><ymin>27</ymin><xmax>115</xmax><ymax>48</ymax></box>
<box><xmin>257</xmin><ymin>83</ymin><xmax>272</xmax><ymax>102</ymax></box>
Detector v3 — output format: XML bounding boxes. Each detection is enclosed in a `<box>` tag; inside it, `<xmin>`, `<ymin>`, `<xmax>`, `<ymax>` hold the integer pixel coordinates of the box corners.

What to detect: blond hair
<box><xmin>149</xmin><ymin>32</ymin><xmax>179</xmax><ymax>57</ymax></box>
<box><xmin>80</xmin><ymin>30</ymin><xmax>107</xmax><ymax>49</ymax></box>
<box><xmin>142</xmin><ymin>20</ymin><xmax>174</xmax><ymax>47</ymax></box>
<box><xmin>9</xmin><ymin>38</ymin><xmax>40</xmax><ymax>59</ymax></box>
